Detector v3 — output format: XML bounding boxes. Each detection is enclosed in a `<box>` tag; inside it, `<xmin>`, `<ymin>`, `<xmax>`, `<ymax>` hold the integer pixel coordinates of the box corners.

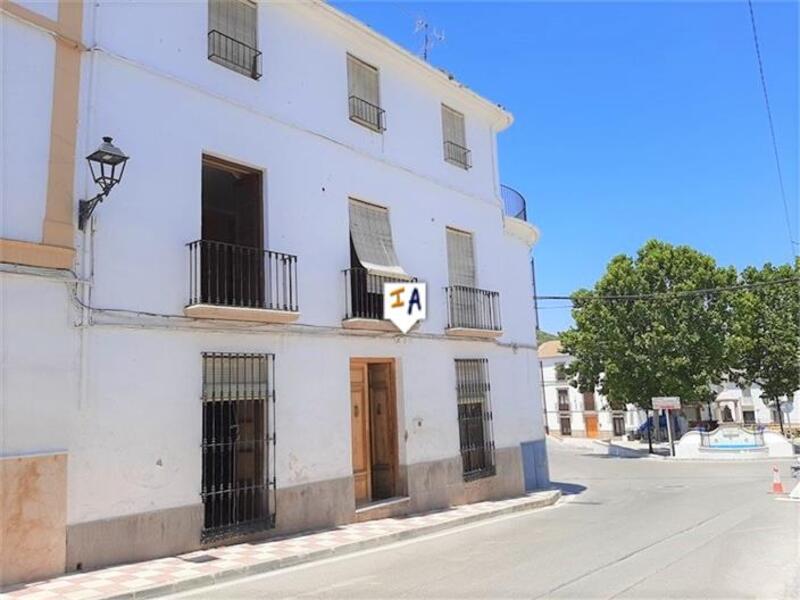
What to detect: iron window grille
<box><xmin>455</xmin><ymin>359</ymin><xmax>496</xmax><ymax>481</ymax></box>
<box><xmin>208</xmin><ymin>30</ymin><xmax>262</xmax><ymax>80</ymax></box>
<box><xmin>612</xmin><ymin>414</ymin><xmax>626</xmax><ymax>436</ymax></box>
<box><xmin>445</xmin><ymin>286</ymin><xmax>502</xmax><ymax>331</ymax></box>
<box><xmin>349</xmin><ymin>96</ymin><xmax>386</xmax><ymax>132</ymax></box>
<box><xmin>444</xmin><ymin>141</ymin><xmax>472</xmax><ymax>170</ymax></box>
<box><xmin>201</xmin><ymin>353</ymin><xmax>276</xmax><ymax>541</ymax></box>
<box><xmin>187</xmin><ymin>240</ymin><xmax>298</xmax><ymax>312</ymax></box>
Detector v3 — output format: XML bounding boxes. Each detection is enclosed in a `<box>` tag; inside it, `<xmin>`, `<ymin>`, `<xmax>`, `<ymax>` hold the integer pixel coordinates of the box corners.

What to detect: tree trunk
<box><xmin>775</xmin><ymin>397</ymin><xmax>785</xmax><ymax>435</ymax></box>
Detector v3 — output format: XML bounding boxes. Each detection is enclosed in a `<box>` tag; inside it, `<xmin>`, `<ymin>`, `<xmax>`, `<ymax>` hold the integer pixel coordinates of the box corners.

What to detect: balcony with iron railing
<box><xmin>444</xmin><ymin>141</ymin><xmax>472</xmax><ymax>170</ymax></box>
<box><xmin>185</xmin><ymin>239</ymin><xmax>299</xmax><ymax>323</ymax></box>
<box><xmin>349</xmin><ymin>96</ymin><xmax>386</xmax><ymax>132</ymax></box>
<box><xmin>444</xmin><ymin>285</ymin><xmax>502</xmax><ymax>338</ymax></box>
<box><xmin>343</xmin><ymin>268</ymin><xmax>416</xmax><ymax>331</ymax></box>
<box><xmin>208</xmin><ymin>30</ymin><xmax>262</xmax><ymax>80</ymax></box>
<box><xmin>500</xmin><ymin>184</ymin><xmax>538</xmax><ymax>246</ymax></box>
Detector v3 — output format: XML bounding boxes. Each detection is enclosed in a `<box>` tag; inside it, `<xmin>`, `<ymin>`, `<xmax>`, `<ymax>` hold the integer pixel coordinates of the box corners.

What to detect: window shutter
<box><xmin>349</xmin><ymin>199</ymin><xmax>407</xmax><ymax>278</ymax></box>
<box><xmin>446</xmin><ymin>228</ymin><xmax>476</xmax><ymax>287</ymax></box>
<box><xmin>442</xmin><ymin>105</ymin><xmax>466</xmax><ymax>147</ymax></box>
<box><xmin>209</xmin><ymin>0</ymin><xmax>257</xmax><ymax>47</ymax></box>
<box><xmin>347</xmin><ymin>55</ymin><xmax>380</xmax><ymax>106</ymax></box>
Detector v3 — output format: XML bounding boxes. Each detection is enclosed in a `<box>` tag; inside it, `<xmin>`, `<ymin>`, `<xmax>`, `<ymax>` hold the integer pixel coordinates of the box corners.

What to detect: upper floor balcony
<box><xmin>501</xmin><ymin>185</ymin><xmax>538</xmax><ymax>246</ymax></box>
<box><xmin>444</xmin><ymin>285</ymin><xmax>502</xmax><ymax>339</ymax></box>
<box><xmin>342</xmin><ymin>267</ymin><xmax>417</xmax><ymax>332</ymax></box>
<box><xmin>185</xmin><ymin>239</ymin><xmax>299</xmax><ymax>324</ymax></box>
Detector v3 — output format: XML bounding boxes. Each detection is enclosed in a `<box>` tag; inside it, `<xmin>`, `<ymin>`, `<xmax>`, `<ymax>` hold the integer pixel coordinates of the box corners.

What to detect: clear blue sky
<box><xmin>333</xmin><ymin>0</ymin><xmax>799</xmax><ymax>334</ymax></box>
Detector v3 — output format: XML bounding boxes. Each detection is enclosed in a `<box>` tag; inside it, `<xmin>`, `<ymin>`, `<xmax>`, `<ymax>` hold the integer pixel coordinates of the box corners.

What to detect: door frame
<box><xmin>349</xmin><ymin>357</ymin><xmax>400</xmax><ymax>505</ymax></box>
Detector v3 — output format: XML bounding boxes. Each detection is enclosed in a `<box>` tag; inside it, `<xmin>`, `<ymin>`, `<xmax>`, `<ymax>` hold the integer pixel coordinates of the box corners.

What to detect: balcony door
<box><xmin>201</xmin><ymin>157</ymin><xmax>263</xmax><ymax>307</ymax></box>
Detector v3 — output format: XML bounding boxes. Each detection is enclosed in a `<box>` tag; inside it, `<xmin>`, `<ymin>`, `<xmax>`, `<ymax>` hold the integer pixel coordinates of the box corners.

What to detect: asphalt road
<box><xmin>172</xmin><ymin>441</ymin><xmax>799</xmax><ymax>599</ymax></box>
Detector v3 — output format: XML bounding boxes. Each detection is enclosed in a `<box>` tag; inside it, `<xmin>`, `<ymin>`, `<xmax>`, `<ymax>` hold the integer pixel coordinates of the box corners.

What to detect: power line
<box><xmin>534</xmin><ymin>276</ymin><xmax>800</xmax><ymax>302</ymax></box>
<box><xmin>746</xmin><ymin>0</ymin><xmax>797</xmax><ymax>258</ymax></box>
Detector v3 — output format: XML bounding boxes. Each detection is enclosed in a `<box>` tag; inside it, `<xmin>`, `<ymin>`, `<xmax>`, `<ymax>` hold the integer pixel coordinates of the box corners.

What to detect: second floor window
<box><xmin>208</xmin><ymin>0</ymin><xmax>261</xmax><ymax>80</ymax></box>
<box><xmin>583</xmin><ymin>391</ymin><xmax>596</xmax><ymax>411</ymax></box>
<box><xmin>347</xmin><ymin>54</ymin><xmax>385</xmax><ymax>132</ymax></box>
<box><xmin>446</xmin><ymin>227</ymin><xmax>476</xmax><ymax>288</ymax></box>
<box><xmin>442</xmin><ymin>105</ymin><xmax>471</xmax><ymax>169</ymax></box>
<box><xmin>557</xmin><ymin>388</ymin><xmax>570</xmax><ymax>411</ymax></box>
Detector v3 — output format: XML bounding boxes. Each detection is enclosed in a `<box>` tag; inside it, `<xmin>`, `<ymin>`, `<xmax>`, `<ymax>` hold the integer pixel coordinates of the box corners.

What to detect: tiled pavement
<box><xmin>2</xmin><ymin>490</ymin><xmax>561</xmax><ymax>600</ymax></box>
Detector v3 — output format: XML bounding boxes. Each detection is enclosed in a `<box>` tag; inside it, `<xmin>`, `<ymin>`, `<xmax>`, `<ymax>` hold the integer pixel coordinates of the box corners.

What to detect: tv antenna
<box><xmin>414</xmin><ymin>18</ymin><xmax>445</xmax><ymax>62</ymax></box>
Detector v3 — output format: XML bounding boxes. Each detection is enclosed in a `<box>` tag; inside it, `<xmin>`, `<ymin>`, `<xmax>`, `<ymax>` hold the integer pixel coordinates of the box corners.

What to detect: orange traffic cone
<box><xmin>772</xmin><ymin>466</ymin><xmax>785</xmax><ymax>494</ymax></box>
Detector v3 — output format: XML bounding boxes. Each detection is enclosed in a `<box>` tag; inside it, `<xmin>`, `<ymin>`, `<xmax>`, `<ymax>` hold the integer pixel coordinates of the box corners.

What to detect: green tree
<box><xmin>729</xmin><ymin>261</ymin><xmax>800</xmax><ymax>434</ymax></box>
<box><xmin>560</xmin><ymin>240</ymin><xmax>736</xmax><ymax>412</ymax></box>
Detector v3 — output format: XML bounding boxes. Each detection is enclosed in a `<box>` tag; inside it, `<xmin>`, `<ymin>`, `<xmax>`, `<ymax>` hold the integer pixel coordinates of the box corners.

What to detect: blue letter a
<box><xmin>408</xmin><ymin>288</ymin><xmax>422</xmax><ymax>315</ymax></box>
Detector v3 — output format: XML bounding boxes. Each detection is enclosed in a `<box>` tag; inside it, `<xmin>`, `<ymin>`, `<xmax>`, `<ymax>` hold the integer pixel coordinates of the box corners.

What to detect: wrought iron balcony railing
<box><xmin>349</xmin><ymin>96</ymin><xmax>386</xmax><ymax>132</ymax></box>
<box><xmin>208</xmin><ymin>30</ymin><xmax>262</xmax><ymax>80</ymax></box>
<box><xmin>445</xmin><ymin>285</ymin><xmax>502</xmax><ymax>332</ymax></box>
<box><xmin>187</xmin><ymin>240</ymin><xmax>298</xmax><ymax>312</ymax></box>
<box><xmin>344</xmin><ymin>268</ymin><xmax>415</xmax><ymax>320</ymax></box>
<box><xmin>444</xmin><ymin>141</ymin><xmax>472</xmax><ymax>170</ymax></box>
<box><xmin>500</xmin><ymin>184</ymin><xmax>527</xmax><ymax>221</ymax></box>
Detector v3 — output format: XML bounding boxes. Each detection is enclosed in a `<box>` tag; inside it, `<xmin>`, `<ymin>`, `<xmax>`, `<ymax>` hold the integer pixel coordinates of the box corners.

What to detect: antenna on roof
<box><xmin>414</xmin><ymin>17</ymin><xmax>445</xmax><ymax>62</ymax></box>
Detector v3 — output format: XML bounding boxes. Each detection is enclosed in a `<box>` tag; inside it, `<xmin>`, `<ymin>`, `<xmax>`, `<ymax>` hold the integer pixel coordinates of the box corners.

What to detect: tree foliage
<box><xmin>728</xmin><ymin>260</ymin><xmax>800</xmax><ymax>424</ymax></box>
<box><xmin>560</xmin><ymin>240</ymin><xmax>736</xmax><ymax>409</ymax></box>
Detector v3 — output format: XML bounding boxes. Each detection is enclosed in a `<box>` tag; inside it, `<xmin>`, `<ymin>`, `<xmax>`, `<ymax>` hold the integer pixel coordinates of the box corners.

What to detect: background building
<box><xmin>539</xmin><ymin>340</ymin><xmax>645</xmax><ymax>438</ymax></box>
<box><xmin>1</xmin><ymin>0</ymin><xmax>547</xmax><ymax>586</ymax></box>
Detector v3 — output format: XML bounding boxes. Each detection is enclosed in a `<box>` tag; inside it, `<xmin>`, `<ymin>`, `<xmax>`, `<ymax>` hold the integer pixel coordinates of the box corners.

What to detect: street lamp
<box><xmin>78</xmin><ymin>137</ymin><xmax>129</xmax><ymax>231</ymax></box>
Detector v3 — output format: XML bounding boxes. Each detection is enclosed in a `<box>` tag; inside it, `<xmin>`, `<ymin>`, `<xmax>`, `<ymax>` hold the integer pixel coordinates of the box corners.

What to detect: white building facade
<box><xmin>0</xmin><ymin>0</ymin><xmax>548</xmax><ymax>586</ymax></box>
<box><xmin>539</xmin><ymin>341</ymin><xmax>645</xmax><ymax>438</ymax></box>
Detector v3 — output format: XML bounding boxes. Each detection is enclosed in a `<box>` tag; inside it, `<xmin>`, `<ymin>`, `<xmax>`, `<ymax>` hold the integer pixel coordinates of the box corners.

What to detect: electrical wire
<box><xmin>746</xmin><ymin>0</ymin><xmax>797</xmax><ymax>258</ymax></box>
<box><xmin>533</xmin><ymin>276</ymin><xmax>799</xmax><ymax>302</ymax></box>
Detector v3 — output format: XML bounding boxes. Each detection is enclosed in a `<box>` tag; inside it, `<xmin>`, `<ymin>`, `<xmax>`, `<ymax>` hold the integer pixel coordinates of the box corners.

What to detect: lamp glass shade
<box><xmin>86</xmin><ymin>137</ymin><xmax>128</xmax><ymax>194</ymax></box>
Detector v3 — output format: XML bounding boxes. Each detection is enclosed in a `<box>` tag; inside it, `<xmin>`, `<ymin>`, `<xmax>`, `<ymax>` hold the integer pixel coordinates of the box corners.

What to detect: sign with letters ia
<box><xmin>384</xmin><ymin>282</ymin><xmax>426</xmax><ymax>334</ymax></box>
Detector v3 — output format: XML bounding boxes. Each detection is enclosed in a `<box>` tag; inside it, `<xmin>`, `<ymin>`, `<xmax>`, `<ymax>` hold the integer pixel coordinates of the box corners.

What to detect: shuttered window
<box><xmin>349</xmin><ymin>199</ymin><xmax>407</xmax><ymax>279</ymax></box>
<box><xmin>208</xmin><ymin>0</ymin><xmax>261</xmax><ymax>79</ymax></box>
<box><xmin>442</xmin><ymin>105</ymin><xmax>470</xmax><ymax>169</ymax></box>
<box><xmin>446</xmin><ymin>228</ymin><xmax>476</xmax><ymax>287</ymax></box>
<box><xmin>347</xmin><ymin>55</ymin><xmax>384</xmax><ymax>131</ymax></box>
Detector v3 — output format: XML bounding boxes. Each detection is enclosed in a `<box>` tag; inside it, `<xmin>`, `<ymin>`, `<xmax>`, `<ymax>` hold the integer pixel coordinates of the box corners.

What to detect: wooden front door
<box><xmin>350</xmin><ymin>362</ymin><xmax>371</xmax><ymax>504</ymax></box>
<box><xmin>585</xmin><ymin>414</ymin><xmax>599</xmax><ymax>438</ymax></box>
<box><xmin>350</xmin><ymin>359</ymin><xmax>398</xmax><ymax>505</ymax></box>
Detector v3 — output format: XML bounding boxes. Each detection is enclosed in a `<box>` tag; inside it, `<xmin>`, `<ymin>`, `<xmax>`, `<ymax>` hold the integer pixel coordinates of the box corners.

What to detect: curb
<box><xmin>102</xmin><ymin>490</ymin><xmax>561</xmax><ymax>600</ymax></box>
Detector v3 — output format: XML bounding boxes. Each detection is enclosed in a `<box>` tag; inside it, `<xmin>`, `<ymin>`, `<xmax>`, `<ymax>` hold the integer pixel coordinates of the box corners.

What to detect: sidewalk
<box><xmin>2</xmin><ymin>490</ymin><xmax>560</xmax><ymax>600</ymax></box>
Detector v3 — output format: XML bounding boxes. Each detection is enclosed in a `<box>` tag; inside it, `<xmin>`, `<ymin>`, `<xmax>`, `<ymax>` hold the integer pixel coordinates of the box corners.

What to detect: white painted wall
<box><xmin>0</xmin><ymin>15</ymin><xmax>55</xmax><ymax>243</ymax></box>
<box><xmin>3</xmin><ymin>0</ymin><xmax>543</xmax><ymax>528</ymax></box>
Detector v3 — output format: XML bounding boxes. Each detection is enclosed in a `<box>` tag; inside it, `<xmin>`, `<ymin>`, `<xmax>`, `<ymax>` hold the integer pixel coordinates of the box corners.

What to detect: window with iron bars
<box><xmin>208</xmin><ymin>0</ymin><xmax>262</xmax><ymax>80</ymax></box>
<box><xmin>201</xmin><ymin>352</ymin><xmax>276</xmax><ymax>541</ymax></box>
<box><xmin>455</xmin><ymin>359</ymin><xmax>495</xmax><ymax>481</ymax></box>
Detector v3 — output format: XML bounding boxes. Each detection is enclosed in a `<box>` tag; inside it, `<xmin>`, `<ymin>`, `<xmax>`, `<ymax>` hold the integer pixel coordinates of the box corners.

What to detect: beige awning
<box><xmin>349</xmin><ymin>199</ymin><xmax>409</xmax><ymax>280</ymax></box>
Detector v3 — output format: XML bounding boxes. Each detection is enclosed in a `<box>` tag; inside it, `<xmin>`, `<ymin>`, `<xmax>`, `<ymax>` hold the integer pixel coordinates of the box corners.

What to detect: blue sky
<box><xmin>333</xmin><ymin>0</ymin><xmax>799</xmax><ymax>334</ymax></box>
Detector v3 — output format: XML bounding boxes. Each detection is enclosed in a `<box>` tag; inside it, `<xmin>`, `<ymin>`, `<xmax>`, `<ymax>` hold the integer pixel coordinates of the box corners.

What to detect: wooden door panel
<box><xmin>350</xmin><ymin>365</ymin><xmax>370</xmax><ymax>504</ymax></box>
<box><xmin>585</xmin><ymin>415</ymin><xmax>599</xmax><ymax>438</ymax></box>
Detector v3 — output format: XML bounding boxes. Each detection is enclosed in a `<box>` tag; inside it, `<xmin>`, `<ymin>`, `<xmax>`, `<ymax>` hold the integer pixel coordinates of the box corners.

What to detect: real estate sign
<box><xmin>652</xmin><ymin>396</ymin><xmax>681</xmax><ymax>411</ymax></box>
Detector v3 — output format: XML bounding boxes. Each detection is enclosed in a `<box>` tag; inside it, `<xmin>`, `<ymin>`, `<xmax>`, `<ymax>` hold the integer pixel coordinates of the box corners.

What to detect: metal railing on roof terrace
<box><xmin>500</xmin><ymin>184</ymin><xmax>527</xmax><ymax>221</ymax></box>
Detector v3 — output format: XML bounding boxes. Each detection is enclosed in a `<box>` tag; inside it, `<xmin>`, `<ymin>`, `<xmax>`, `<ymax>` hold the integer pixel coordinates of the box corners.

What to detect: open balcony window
<box><xmin>347</xmin><ymin>54</ymin><xmax>385</xmax><ymax>132</ymax></box>
<box><xmin>344</xmin><ymin>199</ymin><xmax>411</xmax><ymax>326</ymax></box>
<box><xmin>208</xmin><ymin>0</ymin><xmax>261</xmax><ymax>80</ymax></box>
<box><xmin>185</xmin><ymin>157</ymin><xmax>298</xmax><ymax>323</ymax></box>
<box><xmin>442</xmin><ymin>105</ymin><xmax>471</xmax><ymax>169</ymax></box>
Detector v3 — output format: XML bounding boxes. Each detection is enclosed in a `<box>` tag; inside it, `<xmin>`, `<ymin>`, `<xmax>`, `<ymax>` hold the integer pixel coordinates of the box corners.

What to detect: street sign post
<box><xmin>651</xmin><ymin>397</ymin><xmax>681</xmax><ymax>457</ymax></box>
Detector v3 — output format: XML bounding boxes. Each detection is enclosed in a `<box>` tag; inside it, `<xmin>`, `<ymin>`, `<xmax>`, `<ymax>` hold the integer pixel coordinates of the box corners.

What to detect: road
<box><xmin>172</xmin><ymin>441</ymin><xmax>799</xmax><ymax>599</ymax></box>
